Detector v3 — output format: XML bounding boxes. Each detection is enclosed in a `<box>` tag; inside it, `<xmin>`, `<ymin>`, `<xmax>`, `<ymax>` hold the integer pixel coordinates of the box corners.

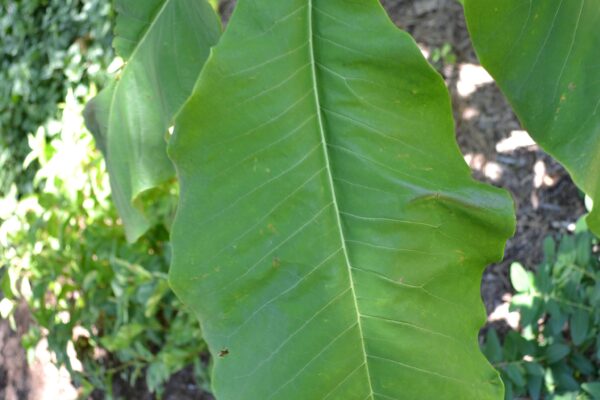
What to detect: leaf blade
<box><xmin>464</xmin><ymin>0</ymin><xmax>600</xmax><ymax>236</ymax></box>
<box><xmin>170</xmin><ymin>1</ymin><xmax>515</xmax><ymax>398</ymax></box>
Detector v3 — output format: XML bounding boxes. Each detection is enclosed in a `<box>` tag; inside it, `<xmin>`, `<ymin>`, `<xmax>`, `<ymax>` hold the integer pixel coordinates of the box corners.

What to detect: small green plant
<box><xmin>483</xmin><ymin>221</ymin><xmax>600</xmax><ymax>400</ymax></box>
<box><xmin>430</xmin><ymin>43</ymin><xmax>457</xmax><ymax>68</ymax></box>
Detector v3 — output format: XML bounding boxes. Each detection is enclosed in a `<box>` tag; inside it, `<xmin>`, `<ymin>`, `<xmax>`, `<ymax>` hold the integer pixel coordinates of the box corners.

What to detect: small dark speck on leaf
<box><xmin>219</xmin><ymin>348</ymin><xmax>229</xmax><ymax>358</ymax></box>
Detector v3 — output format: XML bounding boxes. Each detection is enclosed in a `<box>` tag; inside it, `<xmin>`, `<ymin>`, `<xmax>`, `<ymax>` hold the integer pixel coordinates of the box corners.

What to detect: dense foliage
<box><xmin>0</xmin><ymin>91</ymin><xmax>207</xmax><ymax>397</ymax></box>
<box><xmin>483</xmin><ymin>222</ymin><xmax>600</xmax><ymax>400</ymax></box>
<box><xmin>0</xmin><ymin>0</ymin><xmax>114</xmax><ymax>195</ymax></box>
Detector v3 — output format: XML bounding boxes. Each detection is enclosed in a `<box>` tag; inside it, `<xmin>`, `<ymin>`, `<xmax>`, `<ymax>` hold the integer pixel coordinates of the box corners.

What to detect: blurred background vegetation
<box><xmin>0</xmin><ymin>0</ymin><xmax>599</xmax><ymax>399</ymax></box>
<box><xmin>0</xmin><ymin>0</ymin><xmax>209</xmax><ymax>398</ymax></box>
<box><xmin>0</xmin><ymin>0</ymin><xmax>114</xmax><ymax>196</ymax></box>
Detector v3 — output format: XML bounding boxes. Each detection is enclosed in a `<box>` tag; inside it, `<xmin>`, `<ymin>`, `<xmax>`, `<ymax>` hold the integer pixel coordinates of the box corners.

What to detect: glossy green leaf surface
<box><xmin>84</xmin><ymin>0</ymin><xmax>221</xmax><ymax>242</ymax></box>
<box><xmin>169</xmin><ymin>1</ymin><xmax>515</xmax><ymax>398</ymax></box>
<box><xmin>464</xmin><ymin>0</ymin><xmax>600</xmax><ymax>236</ymax></box>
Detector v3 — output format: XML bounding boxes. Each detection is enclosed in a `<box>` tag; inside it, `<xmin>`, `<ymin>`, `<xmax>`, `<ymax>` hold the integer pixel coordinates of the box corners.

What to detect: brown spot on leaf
<box><xmin>219</xmin><ymin>348</ymin><xmax>229</xmax><ymax>358</ymax></box>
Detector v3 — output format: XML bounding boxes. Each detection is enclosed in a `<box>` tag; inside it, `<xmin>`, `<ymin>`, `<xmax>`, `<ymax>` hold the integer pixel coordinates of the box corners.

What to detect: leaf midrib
<box><xmin>306</xmin><ymin>1</ymin><xmax>374</xmax><ymax>397</ymax></box>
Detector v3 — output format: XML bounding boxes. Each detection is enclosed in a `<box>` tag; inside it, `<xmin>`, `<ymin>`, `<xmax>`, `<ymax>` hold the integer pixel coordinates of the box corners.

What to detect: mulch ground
<box><xmin>0</xmin><ymin>1</ymin><xmax>587</xmax><ymax>399</ymax></box>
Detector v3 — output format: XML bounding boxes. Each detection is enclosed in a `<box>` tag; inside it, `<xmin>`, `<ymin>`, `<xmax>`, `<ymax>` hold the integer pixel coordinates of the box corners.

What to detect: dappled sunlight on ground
<box><xmin>29</xmin><ymin>339</ymin><xmax>78</xmax><ymax>400</ymax></box>
<box><xmin>496</xmin><ymin>130</ymin><xmax>537</xmax><ymax>154</ymax></box>
<box><xmin>487</xmin><ymin>294</ymin><xmax>520</xmax><ymax>331</ymax></box>
<box><xmin>456</xmin><ymin>63</ymin><xmax>494</xmax><ymax>97</ymax></box>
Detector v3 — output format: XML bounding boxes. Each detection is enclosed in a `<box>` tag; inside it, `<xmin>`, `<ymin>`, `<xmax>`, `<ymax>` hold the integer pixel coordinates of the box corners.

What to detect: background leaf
<box><xmin>510</xmin><ymin>262</ymin><xmax>531</xmax><ymax>293</ymax></box>
<box><xmin>169</xmin><ymin>0</ymin><xmax>515</xmax><ymax>398</ymax></box>
<box><xmin>84</xmin><ymin>0</ymin><xmax>221</xmax><ymax>242</ymax></box>
<box><xmin>570</xmin><ymin>309</ymin><xmax>589</xmax><ymax>346</ymax></box>
<box><xmin>583</xmin><ymin>382</ymin><xmax>600</xmax><ymax>400</ymax></box>
<box><xmin>464</xmin><ymin>0</ymin><xmax>600</xmax><ymax>236</ymax></box>
<box><xmin>483</xmin><ymin>329</ymin><xmax>503</xmax><ymax>364</ymax></box>
<box><xmin>546</xmin><ymin>343</ymin><xmax>571</xmax><ymax>364</ymax></box>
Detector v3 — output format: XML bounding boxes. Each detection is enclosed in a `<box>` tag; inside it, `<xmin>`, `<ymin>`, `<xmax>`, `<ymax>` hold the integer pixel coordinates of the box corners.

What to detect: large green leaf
<box><xmin>464</xmin><ymin>0</ymin><xmax>600</xmax><ymax>236</ymax></box>
<box><xmin>84</xmin><ymin>0</ymin><xmax>221</xmax><ymax>242</ymax></box>
<box><xmin>169</xmin><ymin>0</ymin><xmax>515</xmax><ymax>398</ymax></box>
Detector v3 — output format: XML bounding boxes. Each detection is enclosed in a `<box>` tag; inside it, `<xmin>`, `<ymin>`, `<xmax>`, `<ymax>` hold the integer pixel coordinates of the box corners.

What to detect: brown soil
<box><xmin>0</xmin><ymin>304</ymin><xmax>30</xmax><ymax>400</ymax></box>
<box><xmin>0</xmin><ymin>1</ymin><xmax>587</xmax><ymax>399</ymax></box>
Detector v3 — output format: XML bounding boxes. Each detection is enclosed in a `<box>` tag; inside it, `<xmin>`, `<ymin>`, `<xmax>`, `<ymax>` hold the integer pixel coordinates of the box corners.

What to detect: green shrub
<box><xmin>483</xmin><ymin>221</ymin><xmax>600</xmax><ymax>400</ymax></box>
<box><xmin>0</xmin><ymin>0</ymin><xmax>114</xmax><ymax>195</ymax></box>
<box><xmin>0</xmin><ymin>90</ymin><xmax>207</xmax><ymax>397</ymax></box>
